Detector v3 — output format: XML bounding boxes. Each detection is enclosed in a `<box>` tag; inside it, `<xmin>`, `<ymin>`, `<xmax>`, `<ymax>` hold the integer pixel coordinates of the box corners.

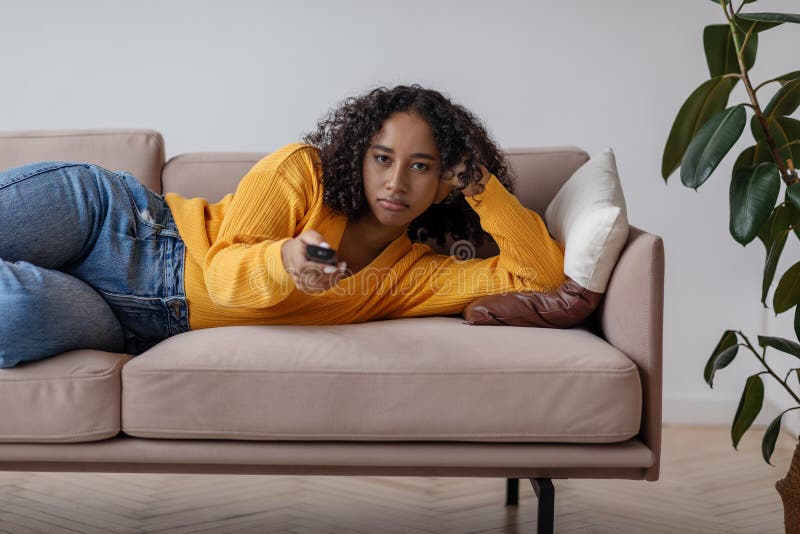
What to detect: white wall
<box><xmin>3</xmin><ymin>0</ymin><xmax>798</xmax><ymax>430</ymax></box>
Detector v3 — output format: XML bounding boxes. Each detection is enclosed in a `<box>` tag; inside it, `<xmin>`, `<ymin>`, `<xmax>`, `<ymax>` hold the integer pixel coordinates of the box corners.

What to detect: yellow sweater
<box><xmin>164</xmin><ymin>143</ymin><xmax>566</xmax><ymax>330</ymax></box>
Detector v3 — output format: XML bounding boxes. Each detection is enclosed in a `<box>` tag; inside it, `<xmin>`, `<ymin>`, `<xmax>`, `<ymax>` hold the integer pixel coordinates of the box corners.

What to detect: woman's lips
<box><xmin>377</xmin><ymin>199</ymin><xmax>409</xmax><ymax>211</ymax></box>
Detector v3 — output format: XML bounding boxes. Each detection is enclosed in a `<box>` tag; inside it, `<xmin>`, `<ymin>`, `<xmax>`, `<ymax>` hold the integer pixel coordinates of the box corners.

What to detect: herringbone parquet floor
<box><xmin>0</xmin><ymin>425</ymin><xmax>796</xmax><ymax>533</ymax></box>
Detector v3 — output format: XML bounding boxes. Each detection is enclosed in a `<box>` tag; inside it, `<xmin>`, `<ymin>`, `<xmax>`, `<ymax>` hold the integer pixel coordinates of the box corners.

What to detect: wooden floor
<box><xmin>0</xmin><ymin>425</ymin><xmax>796</xmax><ymax>533</ymax></box>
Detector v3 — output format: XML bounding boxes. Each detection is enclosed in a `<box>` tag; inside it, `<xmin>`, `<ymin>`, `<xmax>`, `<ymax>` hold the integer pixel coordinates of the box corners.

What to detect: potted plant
<box><xmin>661</xmin><ymin>1</ymin><xmax>800</xmax><ymax>530</ymax></box>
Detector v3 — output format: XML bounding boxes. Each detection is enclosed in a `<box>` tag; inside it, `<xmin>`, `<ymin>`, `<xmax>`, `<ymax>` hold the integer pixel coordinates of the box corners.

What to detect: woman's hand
<box><xmin>435</xmin><ymin>159</ymin><xmax>491</xmax><ymax>204</ymax></box>
<box><xmin>281</xmin><ymin>230</ymin><xmax>347</xmax><ymax>293</ymax></box>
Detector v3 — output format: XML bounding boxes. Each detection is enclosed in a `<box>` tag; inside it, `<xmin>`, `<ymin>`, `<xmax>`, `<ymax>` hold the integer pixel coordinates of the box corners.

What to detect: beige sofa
<box><xmin>0</xmin><ymin>129</ymin><xmax>664</xmax><ymax>533</ymax></box>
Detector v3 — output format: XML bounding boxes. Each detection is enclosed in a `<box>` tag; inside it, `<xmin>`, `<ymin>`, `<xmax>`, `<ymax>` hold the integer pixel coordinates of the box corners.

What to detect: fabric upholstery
<box><xmin>0</xmin><ymin>350</ymin><xmax>131</xmax><ymax>443</ymax></box>
<box><xmin>162</xmin><ymin>152</ymin><xmax>264</xmax><ymax>203</ymax></box>
<box><xmin>121</xmin><ymin>317</ymin><xmax>642</xmax><ymax>443</ymax></box>
<box><xmin>0</xmin><ymin>434</ymin><xmax>655</xmax><ymax>477</ymax></box>
<box><xmin>0</xmin><ymin>129</ymin><xmax>165</xmax><ymax>193</ymax></box>
<box><xmin>599</xmin><ymin>226</ymin><xmax>665</xmax><ymax>481</ymax></box>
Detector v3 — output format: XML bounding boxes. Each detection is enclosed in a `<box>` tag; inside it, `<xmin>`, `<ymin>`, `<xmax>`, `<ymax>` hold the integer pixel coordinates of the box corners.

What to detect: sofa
<box><xmin>0</xmin><ymin>129</ymin><xmax>664</xmax><ymax>534</ymax></box>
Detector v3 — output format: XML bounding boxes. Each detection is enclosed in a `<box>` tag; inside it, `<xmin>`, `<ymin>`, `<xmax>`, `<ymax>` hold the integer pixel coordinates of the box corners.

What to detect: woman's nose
<box><xmin>385</xmin><ymin>167</ymin><xmax>408</xmax><ymax>192</ymax></box>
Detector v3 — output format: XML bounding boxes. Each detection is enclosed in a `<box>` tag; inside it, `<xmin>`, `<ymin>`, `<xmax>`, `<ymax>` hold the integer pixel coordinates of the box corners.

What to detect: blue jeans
<box><xmin>0</xmin><ymin>161</ymin><xmax>190</xmax><ymax>367</ymax></box>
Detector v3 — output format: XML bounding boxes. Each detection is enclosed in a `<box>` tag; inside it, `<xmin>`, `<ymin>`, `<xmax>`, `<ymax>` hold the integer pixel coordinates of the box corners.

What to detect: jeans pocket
<box><xmin>113</xmin><ymin>172</ymin><xmax>168</xmax><ymax>240</ymax></box>
<box><xmin>96</xmin><ymin>289</ymin><xmax>170</xmax><ymax>355</ymax></box>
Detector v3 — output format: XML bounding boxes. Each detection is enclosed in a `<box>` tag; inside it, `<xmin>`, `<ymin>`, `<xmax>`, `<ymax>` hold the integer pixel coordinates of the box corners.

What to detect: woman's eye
<box><xmin>411</xmin><ymin>162</ymin><xmax>429</xmax><ymax>171</ymax></box>
<box><xmin>375</xmin><ymin>154</ymin><xmax>390</xmax><ymax>164</ymax></box>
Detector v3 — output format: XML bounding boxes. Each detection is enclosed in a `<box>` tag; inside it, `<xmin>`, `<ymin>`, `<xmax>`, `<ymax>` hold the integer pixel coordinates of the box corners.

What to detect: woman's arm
<box><xmin>203</xmin><ymin>143</ymin><xmax>315</xmax><ymax>308</ymax></box>
<box><xmin>383</xmin><ymin>172</ymin><xmax>566</xmax><ymax>318</ymax></box>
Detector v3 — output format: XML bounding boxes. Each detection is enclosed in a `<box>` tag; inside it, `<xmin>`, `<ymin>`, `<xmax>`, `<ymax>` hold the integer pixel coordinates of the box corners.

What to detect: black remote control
<box><xmin>305</xmin><ymin>243</ymin><xmax>338</xmax><ymax>265</ymax></box>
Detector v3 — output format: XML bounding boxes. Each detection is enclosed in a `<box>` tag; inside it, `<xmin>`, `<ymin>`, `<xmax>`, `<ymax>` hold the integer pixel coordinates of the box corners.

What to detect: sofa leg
<box><xmin>505</xmin><ymin>477</ymin><xmax>519</xmax><ymax>505</ymax></box>
<box><xmin>530</xmin><ymin>478</ymin><xmax>554</xmax><ymax>534</ymax></box>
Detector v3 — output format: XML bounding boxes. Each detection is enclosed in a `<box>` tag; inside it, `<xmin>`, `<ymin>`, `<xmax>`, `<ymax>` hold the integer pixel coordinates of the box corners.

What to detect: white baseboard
<box><xmin>663</xmin><ymin>395</ymin><xmax>798</xmax><ymax>436</ymax></box>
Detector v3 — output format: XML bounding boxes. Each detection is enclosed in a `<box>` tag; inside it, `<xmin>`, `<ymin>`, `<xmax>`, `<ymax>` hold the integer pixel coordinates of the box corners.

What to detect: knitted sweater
<box><xmin>163</xmin><ymin>143</ymin><xmax>566</xmax><ymax>330</ymax></box>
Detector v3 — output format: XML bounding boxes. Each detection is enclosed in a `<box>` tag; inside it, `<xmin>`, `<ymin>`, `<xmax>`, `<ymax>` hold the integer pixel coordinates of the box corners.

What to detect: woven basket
<box><xmin>777</xmin><ymin>439</ymin><xmax>800</xmax><ymax>534</ymax></box>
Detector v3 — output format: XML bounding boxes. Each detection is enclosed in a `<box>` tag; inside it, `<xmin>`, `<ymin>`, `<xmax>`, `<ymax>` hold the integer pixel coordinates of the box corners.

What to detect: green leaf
<box><xmin>762</xmin><ymin>412</ymin><xmax>783</xmax><ymax>465</ymax></box>
<box><xmin>757</xmin><ymin>335</ymin><xmax>800</xmax><ymax>358</ymax></box>
<box><xmin>750</xmin><ymin>115</ymin><xmax>800</xmax><ymax>164</ymax></box>
<box><xmin>737</xmin><ymin>12</ymin><xmax>800</xmax><ymax>24</ymax></box>
<box><xmin>789</xmin><ymin>191</ymin><xmax>800</xmax><ymax>241</ymax></box>
<box><xmin>762</xmin><ymin>232</ymin><xmax>787</xmax><ymax>304</ymax></box>
<box><xmin>662</xmin><ymin>76</ymin><xmax>738</xmax><ymax>181</ymax></box>
<box><xmin>774</xmin><ymin>261</ymin><xmax>800</xmax><ymax>314</ymax></box>
<box><xmin>775</xmin><ymin>70</ymin><xmax>800</xmax><ymax>85</ymax></box>
<box><xmin>736</xmin><ymin>146</ymin><xmax>772</xmax><ymax>186</ymax></box>
<box><xmin>704</xmin><ymin>330</ymin><xmax>739</xmax><ymax>387</ymax></box>
<box><xmin>764</xmin><ymin>79</ymin><xmax>800</xmax><ymax>119</ymax></box>
<box><xmin>792</xmin><ymin>307</ymin><xmax>800</xmax><ymax>341</ymax></box>
<box><xmin>732</xmin><ymin>374</ymin><xmax>765</xmax><ymax>449</ymax></box>
<box><xmin>756</xmin><ymin>196</ymin><xmax>774</xmax><ymax>247</ymax></box>
<box><xmin>759</xmin><ymin>204</ymin><xmax>795</xmax><ymax>304</ymax></box>
<box><xmin>729</xmin><ymin>162</ymin><xmax>781</xmax><ymax>244</ymax></box>
<box><xmin>734</xmin><ymin>14</ymin><xmax>783</xmax><ymax>33</ymax></box>
<box><xmin>703</xmin><ymin>24</ymin><xmax>758</xmax><ymax>77</ymax></box>
<box><xmin>682</xmin><ymin>105</ymin><xmax>747</xmax><ymax>189</ymax></box>
<box><xmin>705</xmin><ymin>345</ymin><xmax>740</xmax><ymax>388</ymax></box>
<box><xmin>788</xmin><ymin>182</ymin><xmax>800</xmax><ymax>211</ymax></box>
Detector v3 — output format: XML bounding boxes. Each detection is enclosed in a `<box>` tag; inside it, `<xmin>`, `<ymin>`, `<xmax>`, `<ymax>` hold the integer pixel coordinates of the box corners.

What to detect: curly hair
<box><xmin>302</xmin><ymin>84</ymin><xmax>515</xmax><ymax>248</ymax></box>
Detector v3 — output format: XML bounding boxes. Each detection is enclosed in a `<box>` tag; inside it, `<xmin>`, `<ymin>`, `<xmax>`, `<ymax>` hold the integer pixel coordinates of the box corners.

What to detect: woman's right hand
<box><xmin>435</xmin><ymin>159</ymin><xmax>490</xmax><ymax>204</ymax></box>
<box><xmin>281</xmin><ymin>230</ymin><xmax>347</xmax><ymax>293</ymax></box>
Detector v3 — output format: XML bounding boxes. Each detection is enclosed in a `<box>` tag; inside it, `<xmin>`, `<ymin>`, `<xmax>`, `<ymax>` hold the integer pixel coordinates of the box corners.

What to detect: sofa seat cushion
<box><xmin>0</xmin><ymin>350</ymin><xmax>131</xmax><ymax>443</ymax></box>
<box><xmin>121</xmin><ymin>317</ymin><xmax>642</xmax><ymax>443</ymax></box>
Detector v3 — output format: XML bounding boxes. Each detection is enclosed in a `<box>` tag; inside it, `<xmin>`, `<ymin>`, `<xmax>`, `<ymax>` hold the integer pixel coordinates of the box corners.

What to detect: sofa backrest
<box><xmin>161</xmin><ymin>147</ymin><xmax>590</xmax><ymax>212</ymax></box>
<box><xmin>163</xmin><ymin>146</ymin><xmax>591</xmax><ymax>258</ymax></box>
<box><xmin>0</xmin><ymin>129</ymin><xmax>165</xmax><ymax>193</ymax></box>
<box><xmin>0</xmin><ymin>129</ymin><xmax>590</xmax><ymax>258</ymax></box>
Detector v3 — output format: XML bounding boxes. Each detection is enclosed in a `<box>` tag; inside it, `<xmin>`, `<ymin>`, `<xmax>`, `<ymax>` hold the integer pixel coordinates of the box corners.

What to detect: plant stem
<box><xmin>784</xmin><ymin>368</ymin><xmax>799</xmax><ymax>384</ymax></box>
<box><xmin>725</xmin><ymin>4</ymin><xmax>800</xmax><ymax>187</ymax></box>
<box><xmin>738</xmin><ymin>330</ymin><xmax>800</xmax><ymax>405</ymax></box>
<box><xmin>780</xmin><ymin>141</ymin><xmax>800</xmax><ymax>151</ymax></box>
<box><xmin>753</xmin><ymin>78</ymin><xmax>778</xmax><ymax>93</ymax></box>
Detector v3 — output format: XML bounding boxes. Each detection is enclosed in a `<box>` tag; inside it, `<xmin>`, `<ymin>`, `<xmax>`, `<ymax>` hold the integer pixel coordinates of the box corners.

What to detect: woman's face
<box><xmin>361</xmin><ymin>111</ymin><xmax>452</xmax><ymax>230</ymax></box>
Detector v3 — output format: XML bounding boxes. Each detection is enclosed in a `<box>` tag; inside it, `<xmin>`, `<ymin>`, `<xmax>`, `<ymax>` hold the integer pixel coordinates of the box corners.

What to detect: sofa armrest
<box><xmin>596</xmin><ymin>225</ymin><xmax>665</xmax><ymax>481</ymax></box>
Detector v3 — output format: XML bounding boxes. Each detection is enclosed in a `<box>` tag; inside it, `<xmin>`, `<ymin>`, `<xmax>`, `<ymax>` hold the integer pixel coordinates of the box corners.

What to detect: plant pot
<box><xmin>777</xmin><ymin>438</ymin><xmax>800</xmax><ymax>534</ymax></box>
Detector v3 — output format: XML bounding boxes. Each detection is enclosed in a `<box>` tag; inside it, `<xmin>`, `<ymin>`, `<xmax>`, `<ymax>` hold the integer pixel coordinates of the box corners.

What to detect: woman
<box><xmin>0</xmin><ymin>85</ymin><xmax>565</xmax><ymax>368</ymax></box>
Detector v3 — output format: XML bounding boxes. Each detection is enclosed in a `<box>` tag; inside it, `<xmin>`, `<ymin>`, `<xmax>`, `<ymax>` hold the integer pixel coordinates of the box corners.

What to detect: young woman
<box><xmin>0</xmin><ymin>85</ymin><xmax>565</xmax><ymax>368</ymax></box>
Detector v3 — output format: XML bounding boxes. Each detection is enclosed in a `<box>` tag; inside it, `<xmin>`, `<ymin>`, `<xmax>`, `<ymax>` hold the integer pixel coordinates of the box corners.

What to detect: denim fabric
<box><xmin>0</xmin><ymin>161</ymin><xmax>189</xmax><ymax>367</ymax></box>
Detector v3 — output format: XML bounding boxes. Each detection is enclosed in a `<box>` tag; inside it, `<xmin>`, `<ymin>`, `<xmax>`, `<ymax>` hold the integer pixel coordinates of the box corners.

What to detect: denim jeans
<box><xmin>0</xmin><ymin>161</ymin><xmax>190</xmax><ymax>367</ymax></box>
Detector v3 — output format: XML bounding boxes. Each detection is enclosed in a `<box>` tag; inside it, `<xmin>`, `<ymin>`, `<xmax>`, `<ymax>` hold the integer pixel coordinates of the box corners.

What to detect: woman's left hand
<box><xmin>435</xmin><ymin>160</ymin><xmax>490</xmax><ymax>203</ymax></box>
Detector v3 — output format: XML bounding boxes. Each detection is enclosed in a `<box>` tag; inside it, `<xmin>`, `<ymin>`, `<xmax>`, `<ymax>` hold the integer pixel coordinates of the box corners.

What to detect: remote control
<box><xmin>305</xmin><ymin>243</ymin><xmax>338</xmax><ymax>265</ymax></box>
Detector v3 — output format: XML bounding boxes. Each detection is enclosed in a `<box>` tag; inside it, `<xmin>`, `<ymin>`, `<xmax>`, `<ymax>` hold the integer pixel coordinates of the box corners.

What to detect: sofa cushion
<box><xmin>0</xmin><ymin>350</ymin><xmax>131</xmax><ymax>443</ymax></box>
<box><xmin>121</xmin><ymin>317</ymin><xmax>642</xmax><ymax>443</ymax></box>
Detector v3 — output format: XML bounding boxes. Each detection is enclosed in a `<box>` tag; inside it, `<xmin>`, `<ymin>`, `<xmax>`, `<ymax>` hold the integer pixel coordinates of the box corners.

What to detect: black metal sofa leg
<box><xmin>506</xmin><ymin>477</ymin><xmax>519</xmax><ymax>505</ymax></box>
<box><xmin>504</xmin><ymin>478</ymin><xmax>555</xmax><ymax>534</ymax></box>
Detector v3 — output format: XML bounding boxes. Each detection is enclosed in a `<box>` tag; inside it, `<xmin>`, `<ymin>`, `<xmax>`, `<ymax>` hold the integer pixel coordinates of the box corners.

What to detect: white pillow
<box><xmin>544</xmin><ymin>148</ymin><xmax>629</xmax><ymax>293</ymax></box>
